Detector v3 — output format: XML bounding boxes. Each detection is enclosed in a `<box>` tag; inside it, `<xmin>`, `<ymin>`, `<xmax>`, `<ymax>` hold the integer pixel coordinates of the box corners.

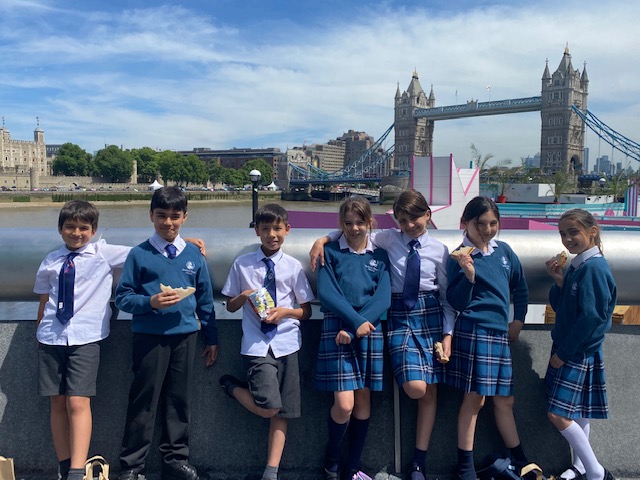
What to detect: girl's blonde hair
<box><xmin>559</xmin><ymin>208</ymin><xmax>603</xmax><ymax>253</ymax></box>
<box><xmin>339</xmin><ymin>197</ymin><xmax>375</xmax><ymax>231</ymax></box>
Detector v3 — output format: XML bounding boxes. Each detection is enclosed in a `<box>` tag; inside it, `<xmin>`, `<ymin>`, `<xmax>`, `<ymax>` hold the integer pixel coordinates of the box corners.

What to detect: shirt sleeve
<box><xmin>436</xmin><ymin>243</ymin><xmax>457</xmax><ymax>335</ymax></box>
<box><xmin>34</xmin><ymin>257</ymin><xmax>52</xmax><ymax>295</ymax></box>
<box><xmin>221</xmin><ymin>260</ymin><xmax>242</xmax><ymax>298</ymax></box>
<box><xmin>100</xmin><ymin>241</ymin><xmax>132</xmax><ymax>269</ymax></box>
<box><xmin>115</xmin><ymin>251</ymin><xmax>153</xmax><ymax>314</ymax></box>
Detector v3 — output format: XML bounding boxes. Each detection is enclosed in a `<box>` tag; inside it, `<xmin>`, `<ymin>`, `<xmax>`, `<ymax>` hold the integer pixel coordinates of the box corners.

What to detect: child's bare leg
<box><xmin>67</xmin><ymin>396</ymin><xmax>92</xmax><ymax>468</ymax></box>
<box><xmin>457</xmin><ymin>392</ymin><xmax>485</xmax><ymax>450</ymax></box>
<box><xmin>352</xmin><ymin>388</ymin><xmax>370</xmax><ymax>420</ymax></box>
<box><xmin>50</xmin><ymin>395</ymin><xmax>71</xmax><ymax>461</ymax></box>
<box><xmin>232</xmin><ymin>386</ymin><xmax>280</xmax><ymax>418</ymax></box>
<box><xmin>415</xmin><ymin>384</ymin><xmax>437</xmax><ymax>451</ymax></box>
<box><xmin>266</xmin><ymin>416</ymin><xmax>288</xmax><ymax>467</ymax></box>
<box><xmin>493</xmin><ymin>395</ymin><xmax>520</xmax><ymax>448</ymax></box>
<box><xmin>332</xmin><ymin>390</ymin><xmax>356</xmax><ymax>423</ymax></box>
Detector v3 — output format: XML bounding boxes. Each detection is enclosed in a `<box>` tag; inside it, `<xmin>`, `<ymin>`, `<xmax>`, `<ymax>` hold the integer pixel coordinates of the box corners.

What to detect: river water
<box><xmin>0</xmin><ymin>199</ymin><xmax>387</xmax><ymax>320</ymax></box>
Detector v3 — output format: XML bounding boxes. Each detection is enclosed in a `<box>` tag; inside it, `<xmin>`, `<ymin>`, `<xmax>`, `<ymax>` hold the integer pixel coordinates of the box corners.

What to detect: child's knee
<box><xmin>403</xmin><ymin>380</ymin><xmax>428</xmax><ymax>399</ymax></box>
<box><xmin>66</xmin><ymin>395</ymin><xmax>91</xmax><ymax>415</ymax></box>
<box><xmin>257</xmin><ymin>407</ymin><xmax>280</xmax><ymax>419</ymax></box>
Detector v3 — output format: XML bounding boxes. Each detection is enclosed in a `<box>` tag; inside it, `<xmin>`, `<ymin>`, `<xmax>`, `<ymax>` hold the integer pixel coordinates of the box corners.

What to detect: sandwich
<box><xmin>451</xmin><ymin>246</ymin><xmax>475</xmax><ymax>259</ymax></box>
<box><xmin>434</xmin><ymin>341</ymin><xmax>449</xmax><ymax>363</ymax></box>
<box><xmin>160</xmin><ymin>283</ymin><xmax>196</xmax><ymax>301</ymax></box>
<box><xmin>556</xmin><ymin>251</ymin><xmax>568</xmax><ymax>268</ymax></box>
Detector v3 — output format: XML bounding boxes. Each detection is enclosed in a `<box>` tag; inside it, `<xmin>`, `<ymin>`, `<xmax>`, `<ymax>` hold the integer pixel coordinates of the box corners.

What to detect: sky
<box><xmin>1</xmin><ymin>0</ymin><xmax>639</xmax><ymax>168</ymax></box>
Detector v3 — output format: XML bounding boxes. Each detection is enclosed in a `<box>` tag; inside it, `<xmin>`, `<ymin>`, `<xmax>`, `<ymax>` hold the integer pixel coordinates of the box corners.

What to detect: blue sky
<box><xmin>1</xmin><ymin>0</ymin><xmax>639</xmax><ymax>168</ymax></box>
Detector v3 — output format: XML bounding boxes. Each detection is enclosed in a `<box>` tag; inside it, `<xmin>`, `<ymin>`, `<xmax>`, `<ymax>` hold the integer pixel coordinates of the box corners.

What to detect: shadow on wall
<box><xmin>1</xmin><ymin>322</ymin><xmax>639</xmax><ymax>477</ymax></box>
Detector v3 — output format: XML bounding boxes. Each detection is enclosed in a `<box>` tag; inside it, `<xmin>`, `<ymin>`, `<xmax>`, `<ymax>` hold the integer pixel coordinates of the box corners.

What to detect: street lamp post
<box><xmin>249</xmin><ymin>169</ymin><xmax>261</xmax><ymax>228</ymax></box>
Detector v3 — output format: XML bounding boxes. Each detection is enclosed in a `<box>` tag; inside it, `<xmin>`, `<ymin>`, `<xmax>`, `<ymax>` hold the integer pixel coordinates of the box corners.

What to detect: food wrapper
<box><xmin>248</xmin><ymin>287</ymin><xmax>275</xmax><ymax>320</ymax></box>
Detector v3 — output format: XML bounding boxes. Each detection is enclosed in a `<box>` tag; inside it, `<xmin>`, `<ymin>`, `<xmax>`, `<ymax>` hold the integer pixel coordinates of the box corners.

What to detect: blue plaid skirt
<box><xmin>314</xmin><ymin>312</ymin><xmax>384</xmax><ymax>392</ymax></box>
<box><xmin>545</xmin><ymin>345</ymin><xmax>608</xmax><ymax>419</ymax></box>
<box><xmin>447</xmin><ymin>317</ymin><xmax>513</xmax><ymax>396</ymax></box>
<box><xmin>387</xmin><ymin>291</ymin><xmax>445</xmax><ymax>386</ymax></box>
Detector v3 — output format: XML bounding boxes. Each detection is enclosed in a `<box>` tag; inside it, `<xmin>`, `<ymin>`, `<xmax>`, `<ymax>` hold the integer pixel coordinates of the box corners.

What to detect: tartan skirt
<box><xmin>314</xmin><ymin>312</ymin><xmax>384</xmax><ymax>392</ymax></box>
<box><xmin>387</xmin><ymin>291</ymin><xmax>445</xmax><ymax>386</ymax></box>
<box><xmin>447</xmin><ymin>317</ymin><xmax>514</xmax><ymax>396</ymax></box>
<box><xmin>545</xmin><ymin>345</ymin><xmax>608</xmax><ymax>419</ymax></box>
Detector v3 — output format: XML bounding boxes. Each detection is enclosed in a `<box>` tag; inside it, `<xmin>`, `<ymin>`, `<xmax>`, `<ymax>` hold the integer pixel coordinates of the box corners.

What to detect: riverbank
<box><xmin>0</xmin><ymin>190</ymin><xmax>282</xmax><ymax>208</ymax></box>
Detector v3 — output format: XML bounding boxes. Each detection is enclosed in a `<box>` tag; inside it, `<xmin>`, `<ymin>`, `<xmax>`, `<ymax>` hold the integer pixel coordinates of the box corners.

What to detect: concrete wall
<box><xmin>1</xmin><ymin>319</ymin><xmax>639</xmax><ymax>478</ymax></box>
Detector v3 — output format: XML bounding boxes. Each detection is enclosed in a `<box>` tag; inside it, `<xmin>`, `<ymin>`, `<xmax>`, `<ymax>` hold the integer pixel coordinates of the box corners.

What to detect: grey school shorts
<box><xmin>38</xmin><ymin>342</ymin><xmax>101</xmax><ymax>397</ymax></box>
<box><xmin>243</xmin><ymin>349</ymin><xmax>301</xmax><ymax>418</ymax></box>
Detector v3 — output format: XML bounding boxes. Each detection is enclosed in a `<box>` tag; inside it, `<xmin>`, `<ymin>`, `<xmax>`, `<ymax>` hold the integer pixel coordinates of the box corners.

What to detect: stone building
<box><xmin>393</xmin><ymin>71</ymin><xmax>435</xmax><ymax>171</ymax></box>
<box><xmin>540</xmin><ymin>46</ymin><xmax>589</xmax><ymax>174</ymax></box>
<box><xmin>0</xmin><ymin>118</ymin><xmax>47</xmax><ymax>190</ymax></box>
<box><xmin>306</xmin><ymin>140</ymin><xmax>346</xmax><ymax>173</ymax></box>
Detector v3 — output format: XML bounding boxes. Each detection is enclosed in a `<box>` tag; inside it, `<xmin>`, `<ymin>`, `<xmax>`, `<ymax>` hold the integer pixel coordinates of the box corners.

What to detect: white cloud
<box><xmin>1</xmin><ymin>0</ymin><xmax>639</xmax><ymax>168</ymax></box>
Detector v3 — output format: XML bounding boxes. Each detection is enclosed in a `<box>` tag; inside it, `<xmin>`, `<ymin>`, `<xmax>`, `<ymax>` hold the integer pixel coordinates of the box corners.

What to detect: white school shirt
<box><xmin>149</xmin><ymin>232</ymin><xmax>187</xmax><ymax>256</ymax></box>
<box><xmin>34</xmin><ymin>239</ymin><xmax>131</xmax><ymax>346</ymax></box>
<box><xmin>328</xmin><ymin>228</ymin><xmax>456</xmax><ymax>335</ymax></box>
<box><xmin>222</xmin><ymin>247</ymin><xmax>315</xmax><ymax>358</ymax></box>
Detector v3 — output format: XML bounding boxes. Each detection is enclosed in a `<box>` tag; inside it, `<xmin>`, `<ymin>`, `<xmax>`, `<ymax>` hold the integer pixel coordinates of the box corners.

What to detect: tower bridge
<box><xmin>283</xmin><ymin>46</ymin><xmax>639</xmax><ymax>191</ymax></box>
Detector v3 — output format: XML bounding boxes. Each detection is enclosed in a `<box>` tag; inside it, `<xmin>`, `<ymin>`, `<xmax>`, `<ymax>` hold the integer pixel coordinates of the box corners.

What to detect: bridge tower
<box><xmin>394</xmin><ymin>71</ymin><xmax>435</xmax><ymax>171</ymax></box>
<box><xmin>540</xmin><ymin>47</ymin><xmax>589</xmax><ymax>174</ymax></box>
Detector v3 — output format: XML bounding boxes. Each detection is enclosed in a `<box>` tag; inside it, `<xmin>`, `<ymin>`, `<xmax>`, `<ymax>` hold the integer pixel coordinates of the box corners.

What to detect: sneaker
<box><xmin>218</xmin><ymin>374</ymin><xmax>246</xmax><ymax>398</ymax></box>
<box><xmin>408</xmin><ymin>464</ymin><xmax>425</xmax><ymax>480</ymax></box>
<box><xmin>325</xmin><ymin>468</ymin><xmax>339</xmax><ymax>480</ymax></box>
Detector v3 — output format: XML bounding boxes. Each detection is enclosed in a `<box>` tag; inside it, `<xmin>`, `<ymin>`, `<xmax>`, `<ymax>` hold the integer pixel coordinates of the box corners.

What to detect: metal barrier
<box><xmin>1</xmin><ymin>227</ymin><xmax>638</xmax><ymax>305</ymax></box>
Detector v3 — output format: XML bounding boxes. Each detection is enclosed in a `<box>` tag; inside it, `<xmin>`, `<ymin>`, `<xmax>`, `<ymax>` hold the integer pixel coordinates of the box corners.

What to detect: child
<box><xmin>34</xmin><ymin>200</ymin><xmax>132</xmax><ymax>480</ymax></box>
<box><xmin>219</xmin><ymin>203</ymin><xmax>314</xmax><ymax>480</ymax></box>
<box><xmin>115</xmin><ymin>186</ymin><xmax>218</xmax><ymax>480</ymax></box>
<box><xmin>446</xmin><ymin>196</ymin><xmax>529</xmax><ymax>480</ymax></box>
<box><xmin>315</xmin><ymin>198</ymin><xmax>391</xmax><ymax>480</ymax></box>
<box><xmin>544</xmin><ymin>209</ymin><xmax>616</xmax><ymax>480</ymax></box>
<box><xmin>310</xmin><ymin>189</ymin><xmax>455</xmax><ymax>480</ymax></box>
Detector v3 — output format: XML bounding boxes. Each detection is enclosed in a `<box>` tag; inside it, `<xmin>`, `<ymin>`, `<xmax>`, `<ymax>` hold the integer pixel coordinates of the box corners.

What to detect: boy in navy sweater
<box><xmin>115</xmin><ymin>186</ymin><xmax>218</xmax><ymax>480</ymax></box>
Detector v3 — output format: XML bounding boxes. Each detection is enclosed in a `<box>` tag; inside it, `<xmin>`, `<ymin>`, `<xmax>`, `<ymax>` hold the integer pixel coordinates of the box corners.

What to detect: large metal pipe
<box><xmin>1</xmin><ymin>227</ymin><xmax>636</xmax><ymax>304</ymax></box>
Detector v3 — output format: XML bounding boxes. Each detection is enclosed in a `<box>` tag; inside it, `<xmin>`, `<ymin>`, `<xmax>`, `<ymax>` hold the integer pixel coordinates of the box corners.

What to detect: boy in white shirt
<box><xmin>220</xmin><ymin>203</ymin><xmax>314</xmax><ymax>480</ymax></box>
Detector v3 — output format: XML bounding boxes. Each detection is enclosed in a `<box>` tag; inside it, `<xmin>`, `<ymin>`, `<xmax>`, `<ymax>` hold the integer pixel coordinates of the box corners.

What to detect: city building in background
<box><xmin>0</xmin><ymin>117</ymin><xmax>47</xmax><ymax>190</ymax></box>
<box><xmin>178</xmin><ymin>147</ymin><xmax>285</xmax><ymax>182</ymax></box>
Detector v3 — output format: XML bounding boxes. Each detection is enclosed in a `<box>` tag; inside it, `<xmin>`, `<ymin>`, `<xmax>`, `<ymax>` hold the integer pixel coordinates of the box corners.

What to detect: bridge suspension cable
<box><xmin>572</xmin><ymin>106</ymin><xmax>640</xmax><ymax>163</ymax></box>
<box><xmin>288</xmin><ymin>124</ymin><xmax>395</xmax><ymax>184</ymax></box>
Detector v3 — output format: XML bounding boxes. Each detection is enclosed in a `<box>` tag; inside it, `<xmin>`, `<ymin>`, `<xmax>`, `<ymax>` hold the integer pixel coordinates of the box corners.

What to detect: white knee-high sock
<box><xmin>572</xmin><ymin>418</ymin><xmax>591</xmax><ymax>474</ymax></box>
<box><xmin>560</xmin><ymin>422</ymin><xmax>604</xmax><ymax>480</ymax></box>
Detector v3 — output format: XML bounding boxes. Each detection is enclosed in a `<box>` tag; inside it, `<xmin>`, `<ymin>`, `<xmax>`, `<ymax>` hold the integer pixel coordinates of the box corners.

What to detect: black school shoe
<box><xmin>162</xmin><ymin>464</ymin><xmax>200</xmax><ymax>480</ymax></box>
<box><xmin>603</xmin><ymin>469</ymin><xmax>615</xmax><ymax>480</ymax></box>
<box><xmin>554</xmin><ymin>467</ymin><xmax>586</xmax><ymax>480</ymax></box>
<box><xmin>408</xmin><ymin>464</ymin><xmax>426</xmax><ymax>480</ymax></box>
<box><xmin>118</xmin><ymin>470</ymin><xmax>146</xmax><ymax>480</ymax></box>
<box><xmin>218</xmin><ymin>374</ymin><xmax>248</xmax><ymax>399</ymax></box>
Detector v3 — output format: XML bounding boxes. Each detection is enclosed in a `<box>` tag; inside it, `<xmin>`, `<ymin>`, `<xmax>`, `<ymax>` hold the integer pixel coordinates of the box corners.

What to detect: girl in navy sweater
<box><xmin>446</xmin><ymin>196</ymin><xmax>529</xmax><ymax>480</ymax></box>
<box><xmin>545</xmin><ymin>209</ymin><xmax>616</xmax><ymax>480</ymax></box>
<box><xmin>315</xmin><ymin>197</ymin><xmax>391</xmax><ymax>480</ymax></box>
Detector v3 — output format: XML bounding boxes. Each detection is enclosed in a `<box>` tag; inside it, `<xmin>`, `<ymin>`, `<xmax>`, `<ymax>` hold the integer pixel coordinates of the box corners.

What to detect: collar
<box><xmin>256</xmin><ymin>247</ymin><xmax>283</xmax><ymax>264</ymax></box>
<box><xmin>571</xmin><ymin>245</ymin><xmax>601</xmax><ymax>269</ymax></box>
<box><xmin>462</xmin><ymin>233</ymin><xmax>498</xmax><ymax>256</ymax></box>
<box><xmin>59</xmin><ymin>241</ymin><xmax>95</xmax><ymax>258</ymax></box>
<box><xmin>338</xmin><ymin>235</ymin><xmax>374</xmax><ymax>254</ymax></box>
<box><xmin>401</xmin><ymin>229</ymin><xmax>429</xmax><ymax>248</ymax></box>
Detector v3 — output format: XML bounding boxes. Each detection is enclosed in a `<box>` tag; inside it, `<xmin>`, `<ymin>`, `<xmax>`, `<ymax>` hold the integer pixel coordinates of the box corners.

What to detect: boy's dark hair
<box><xmin>393</xmin><ymin>189</ymin><xmax>431</xmax><ymax>219</ymax></box>
<box><xmin>58</xmin><ymin>200</ymin><xmax>99</xmax><ymax>231</ymax></box>
<box><xmin>461</xmin><ymin>196</ymin><xmax>500</xmax><ymax>224</ymax></box>
<box><xmin>255</xmin><ymin>203</ymin><xmax>289</xmax><ymax>226</ymax></box>
<box><xmin>150</xmin><ymin>186</ymin><xmax>188</xmax><ymax>213</ymax></box>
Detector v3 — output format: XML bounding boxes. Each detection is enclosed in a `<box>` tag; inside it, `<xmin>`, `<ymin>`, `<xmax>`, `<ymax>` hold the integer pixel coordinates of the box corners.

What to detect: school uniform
<box><xmin>34</xmin><ymin>239</ymin><xmax>130</xmax><ymax>396</ymax></box>
<box><xmin>545</xmin><ymin>246</ymin><xmax>616</xmax><ymax>419</ymax></box>
<box><xmin>373</xmin><ymin>229</ymin><xmax>456</xmax><ymax>386</ymax></box>
<box><xmin>446</xmin><ymin>237</ymin><xmax>528</xmax><ymax>396</ymax></box>
<box><xmin>314</xmin><ymin>236</ymin><xmax>391</xmax><ymax>392</ymax></box>
<box><xmin>222</xmin><ymin>247</ymin><xmax>315</xmax><ymax>418</ymax></box>
<box><xmin>115</xmin><ymin>233</ymin><xmax>217</xmax><ymax>472</ymax></box>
